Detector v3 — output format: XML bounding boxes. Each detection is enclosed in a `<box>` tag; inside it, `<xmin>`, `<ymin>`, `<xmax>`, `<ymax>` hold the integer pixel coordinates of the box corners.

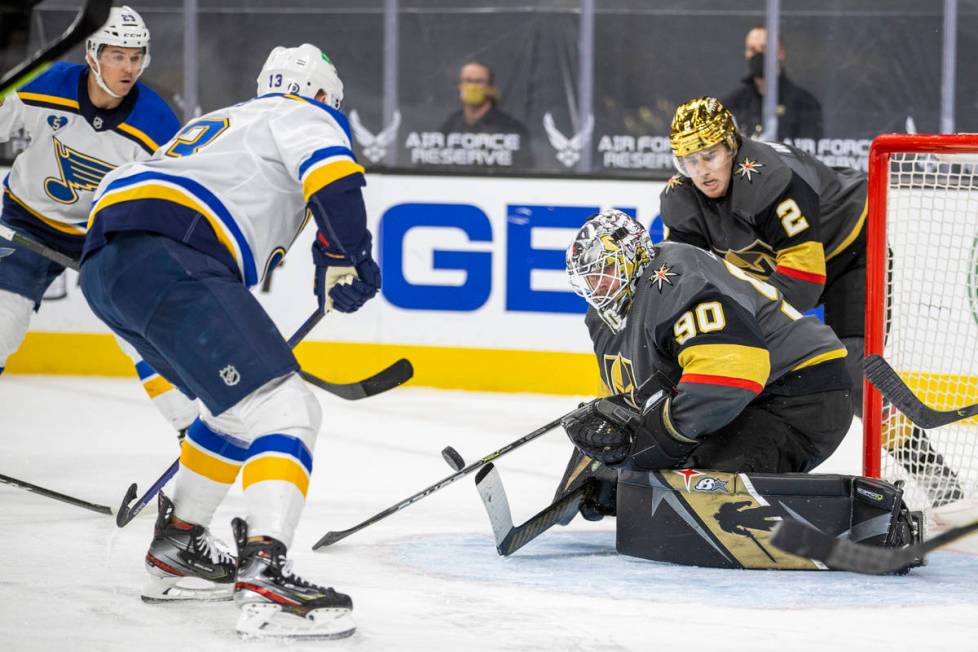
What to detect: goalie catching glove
<box><xmin>561</xmin><ymin>393</ymin><xmax>698</xmax><ymax>470</ymax></box>
<box><xmin>312</xmin><ymin>232</ymin><xmax>381</xmax><ymax>313</ymax></box>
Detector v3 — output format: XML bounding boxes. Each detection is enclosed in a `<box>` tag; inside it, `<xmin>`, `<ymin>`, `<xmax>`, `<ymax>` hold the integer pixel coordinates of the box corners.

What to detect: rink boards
<box><xmin>6</xmin><ymin>172</ymin><xmax>665</xmax><ymax>394</ymax></box>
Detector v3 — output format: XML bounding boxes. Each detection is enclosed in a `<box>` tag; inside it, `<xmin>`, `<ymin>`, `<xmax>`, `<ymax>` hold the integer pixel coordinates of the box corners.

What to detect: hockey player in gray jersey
<box><xmin>558</xmin><ymin>210</ymin><xmax>924</xmax><ymax>571</ymax></box>
<box><xmin>80</xmin><ymin>44</ymin><xmax>377</xmax><ymax>639</ymax></box>
<box><xmin>0</xmin><ymin>6</ymin><xmax>196</xmax><ymax>432</ymax></box>
<box><xmin>661</xmin><ymin>97</ymin><xmax>963</xmax><ymax>507</ymax></box>
<box><xmin>562</xmin><ymin>209</ymin><xmax>852</xmax><ymax>491</ymax></box>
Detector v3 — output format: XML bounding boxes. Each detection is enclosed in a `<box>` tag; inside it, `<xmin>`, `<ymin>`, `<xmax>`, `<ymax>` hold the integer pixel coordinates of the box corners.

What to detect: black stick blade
<box><xmin>864</xmin><ymin>354</ymin><xmax>978</xmax><ymax>428</ymax></box>
<box><xmin>300</xmin><ymin>358</ymin><xmax>413</xmax><ymax>401</ymax></box>
<box><xmin>772</xmin><ymin>520</ymin><xmax>914</xmax><ymax>575</ymax></box>
<box><xmin>115</xmin><ymin>483</ymin><xmax>139</xmax><ymax>527</ymax></box>
<box><xmin>313</xmin><ymin>531</ymin><xmax>347</xmax><ymax>550</ymax></box>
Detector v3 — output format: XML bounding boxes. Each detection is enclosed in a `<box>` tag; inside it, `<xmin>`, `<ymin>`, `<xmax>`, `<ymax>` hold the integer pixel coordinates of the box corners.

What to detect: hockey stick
<box><xmin>311</xmin><ymin>401</ymin><xmax>597</xmax><ymax>551</ymax></box>
<box><xmin>0</xmin><ymin>0</ymin><xmax>111</xmax><ymax>94</ymax></box>
<box><xmin>0</xmin><ymin>223</ymin><xmax>80</xmax><ymax>271</ymax></box>
<box><xmin>441</xmin><ymin>446</ymin><xmax>591</xmax><ymax>556</ymax></box>
<box><xmin>770</xmin><ymin>517</ymin><xmax>978</xmax><ymax>575</ymax></box>
<box><xmin>864</xmin><ymin>354</ymin><xmax>978</xmax><ymax>428</ymax></box>
<box><xmin>0</xmin><ymin>472</ymin><xmax>112</xmax><ymax>515</ymax></box>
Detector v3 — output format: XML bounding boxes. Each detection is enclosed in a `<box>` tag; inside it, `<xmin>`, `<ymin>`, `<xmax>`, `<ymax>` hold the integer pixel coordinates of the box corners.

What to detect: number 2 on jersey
<box><xmin>165</xmin><ymin>118</ymin><xmax>230</xmax><ymax>158</ymax></box>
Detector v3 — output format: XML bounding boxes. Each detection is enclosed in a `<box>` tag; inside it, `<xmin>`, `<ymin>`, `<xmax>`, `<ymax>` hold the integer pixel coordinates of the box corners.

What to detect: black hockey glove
<box><xmin>563</xmin><ymin>394</ymin><xmax>698</xmax><ymax>470</ymax></box>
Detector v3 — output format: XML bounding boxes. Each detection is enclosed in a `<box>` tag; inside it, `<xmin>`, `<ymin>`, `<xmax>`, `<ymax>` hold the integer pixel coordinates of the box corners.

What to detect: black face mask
<box><xmin>748</xmin><ymin>52</ymin><xmax>765</xmax><ymax>79</ymax></box>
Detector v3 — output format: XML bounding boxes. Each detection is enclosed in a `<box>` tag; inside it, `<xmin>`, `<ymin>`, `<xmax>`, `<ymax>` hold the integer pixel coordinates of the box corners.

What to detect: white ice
<box><xmin>2</xmin><ymin>375</ymin><xmax>977</xmax><ymax>651</ymax></box>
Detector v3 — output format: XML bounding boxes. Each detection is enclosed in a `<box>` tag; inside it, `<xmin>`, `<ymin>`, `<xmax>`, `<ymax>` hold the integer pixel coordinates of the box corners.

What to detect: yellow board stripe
<box><xmin>775</xmin><ymin>241</ymin><xmax>826</xmax><ymax>276</ymax></box>
<box><xmin>180</xmin><ymin>440</ymin><xmax>241</xmax><ymax>484</ymax></box>
<box><xmin>302</xmin><ymin>159</ymin><xmax>365</xmax><ymax>199</ymax></box>
<box><xmin>17</xmin><ymin>92</ymin><xmax>79</xmax><ymax>109</ymax></box>
<box><xmin>678</xmin><ymin>343</ymin><xmax>771</xmax><ymax>388</ymax></box>
<box><xmin>242</xmin><ymin>456</ymin><xmax>310</xmax><ymax>497</ymax></box>
<box><xmin>790</xmin><ymin>347</ymin><xmax>848</xmax><ymax>371</ymax></box>
<box><xmin>116</xmin><ymin>123</ymin><xmax>160</xmax><ymax>152</ymax></box>
<box><xmin>90</xmin><ymin>184</ymin><xmax>239</xmax><ymax>263</ymax></box>
<box><xmin>3</xmin><ymin>188</ymin><xmax>85</xmax><ymax>235</ymax></box>
<box><xmin>6</xmin><ymin>333</ymin><xmax>606</xmax><ymax>395</ymax></box>
<box><xmin>142</xmin><ymin>375</ymin><xmax>175</xmax><ymax>399</ymax></box>
<box><xmin>826</xmin><ymin>198</ymin><xmax>868</xmax><ymax>261</ymax></box>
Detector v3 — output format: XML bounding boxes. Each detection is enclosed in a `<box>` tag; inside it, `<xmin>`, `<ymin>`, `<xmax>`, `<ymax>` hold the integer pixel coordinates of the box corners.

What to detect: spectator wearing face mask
<box><xmin>439</xmin><ymin>61</ymin><xmax>533</xmax><ymax>168</ymax></box>
<box><xmin>721</xmin><ymin>26</ymin><xmax>822</xmax><ymax>142</ymax></box>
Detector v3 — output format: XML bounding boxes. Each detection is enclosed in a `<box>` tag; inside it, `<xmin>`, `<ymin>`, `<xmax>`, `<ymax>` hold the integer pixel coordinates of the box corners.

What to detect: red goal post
<box><xmin>864</xmin><ymin>133</ymin><xmax>978</xmax><ymax>513</ymax></box>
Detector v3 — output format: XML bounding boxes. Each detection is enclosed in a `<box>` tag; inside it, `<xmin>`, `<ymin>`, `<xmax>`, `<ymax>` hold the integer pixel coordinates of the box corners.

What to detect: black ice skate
<box><xmin>231</xmin><ymin>517</ymin><xmax>355</xmax><ymax>640</ymax></box>
<box><xmin>140</xmin><ymin>493</ymin><xmax>236</xmax><ymax>603</ymax></box>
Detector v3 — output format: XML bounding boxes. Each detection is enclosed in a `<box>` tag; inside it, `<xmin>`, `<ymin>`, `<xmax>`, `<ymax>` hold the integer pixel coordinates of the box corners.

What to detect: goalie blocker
<box><xmin>616</xmin><ymin>469</ymin><xmax>924</xmax><ymax>571</ymax></box>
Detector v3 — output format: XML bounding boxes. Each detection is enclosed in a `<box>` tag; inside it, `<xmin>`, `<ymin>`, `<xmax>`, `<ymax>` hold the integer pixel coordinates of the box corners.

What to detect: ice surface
<box><xmin>1</xmin><ymin>376</ymin><xmax>976</xmax><ymax>651</ymax></box>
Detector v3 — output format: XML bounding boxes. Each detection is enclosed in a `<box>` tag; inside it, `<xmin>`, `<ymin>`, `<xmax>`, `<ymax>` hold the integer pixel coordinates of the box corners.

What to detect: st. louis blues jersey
<box><xmin>0</xmin><ymin>63</ymin><xmax>178</xmax><ymax>255</ymax></box>
<box><xmin>85</xmin><ymin>93</ymin><xmax>368</xmax><ymax>287</ymax></box>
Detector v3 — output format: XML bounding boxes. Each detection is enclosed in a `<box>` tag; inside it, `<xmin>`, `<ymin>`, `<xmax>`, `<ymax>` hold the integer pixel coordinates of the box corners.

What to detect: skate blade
<box><xmin>235</xmin><ymin>602</ymin><xmax>356</xmax><ymax>640</ymax></box>
<box><xmin>141</xmin><ymin>575</ymin><xmax>233</xmax><ymax>603</ymax></box>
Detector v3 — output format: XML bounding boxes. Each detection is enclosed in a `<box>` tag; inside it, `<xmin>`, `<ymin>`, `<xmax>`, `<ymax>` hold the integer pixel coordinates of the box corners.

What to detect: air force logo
<box><xmin>44</xmin><ymin>137</ymin><xmax>115</xmax><ymax>205</ymax></box>
<box><xmin>349</xmin><ymin>109</ymin><xmax>401</xmax><ymax>164</ymax></box>
<box><xmin>543</xmin><ymin>112</ymin><xmax>594</xmax><ymax>168</ymax></box>
<box><xmin>47</xmin><ymin>115</ymin><xmax>68</xmax><ymax>131</ymax></box>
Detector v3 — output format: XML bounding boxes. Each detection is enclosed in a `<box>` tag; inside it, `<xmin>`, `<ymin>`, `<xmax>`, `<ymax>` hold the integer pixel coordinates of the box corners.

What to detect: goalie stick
<box><xmin>440</xmin><ymin>446</ymin><xmax>591</xmax><ymax>556</ymax></box>
<box><xmin>311</xmin><ymin>400</ymin><xmax>598</xmax><ymax>550</ymax></box>
<box><xmin>770</xmin><ymin>517</ymin><xmax>978</xmax><ymax>575</ymax></box>
<box><xmin>0</xmin><ymin>472</ymin><xmax>112</xmax><ymax>515</ymax></box>
<box><xmin>864</xmin><ymin>354</ymin><xmax>978</xmax><ymax>428</ymax></box>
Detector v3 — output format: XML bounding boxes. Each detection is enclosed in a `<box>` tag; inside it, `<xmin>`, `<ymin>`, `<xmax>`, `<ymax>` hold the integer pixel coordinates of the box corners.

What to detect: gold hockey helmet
<box><xmin>669</xmin><ymin>97</ymin><xmax>738</xmax><ymax>157</ymax></box>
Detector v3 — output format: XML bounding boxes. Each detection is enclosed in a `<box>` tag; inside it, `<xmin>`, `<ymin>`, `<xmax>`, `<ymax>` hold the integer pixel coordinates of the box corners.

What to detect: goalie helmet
<box><xmin>566</xmin><ymin>209</ymin><xmax>654</xmax><ymax>333</ymax></box>
<box><xmin>670</xmin><ymin>97</ymin><xmax>738</xmax><ymax>174</ymax></box>
<box><xmin>85</xmin><ymin>5</ymin><xmax>151</xmax><ymax>98</ymax></box>
<box><xmin>256</xmin><ymin>44</ymin><xmax>344</xmax><ymax>109</ymax></box>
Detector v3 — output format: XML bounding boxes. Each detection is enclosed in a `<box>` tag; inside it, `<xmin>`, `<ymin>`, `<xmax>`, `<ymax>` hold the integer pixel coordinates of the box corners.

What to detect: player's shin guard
<box><xmin>171</xmin><ymin>418</ymin><xmax>247</xmax><ymax>526</ymax></box>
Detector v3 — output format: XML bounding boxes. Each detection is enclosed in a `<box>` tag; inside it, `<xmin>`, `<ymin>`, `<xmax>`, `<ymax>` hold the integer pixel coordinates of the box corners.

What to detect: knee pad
<box><xmin>0</xmin><ymin>289</ymin><xmax>34</xmax><ymax>365</ymax></box>
<box><xmin>201</xmin><ymin>372</ymin><xmax>321</xmax><ymax>450</ymax></box>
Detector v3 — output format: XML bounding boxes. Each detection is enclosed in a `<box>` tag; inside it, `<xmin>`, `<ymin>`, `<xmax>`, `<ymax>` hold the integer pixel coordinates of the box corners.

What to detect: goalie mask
<box><xmin>670</xmin><ymin>97</ymin><xmax>738</xmax><ymax>177</ymax></box>
<box><xmin>85</xmin><ymin>5</ymin><xmax>151</xmax><ymax>98</ymax></box>
<box><xmin>566</xmin><ymin>209</ymin><xmax>654</xmax><ymax>332</ymax></box>
<box><xmin>257</xmin><ymin>44</ymin><xmax>344</xmax><ymax>109</ymax></box>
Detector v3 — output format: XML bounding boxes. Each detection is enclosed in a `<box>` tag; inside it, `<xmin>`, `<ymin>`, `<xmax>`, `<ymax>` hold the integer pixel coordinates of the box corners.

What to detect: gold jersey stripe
<box><xmin>775</xmin><ymin>240</ymin><xmax>826</xmax><ymax>276</ymax></box>
<box><xmin>790</xmin><ymin>347</ymin><xmax>848</xmax><ymax>371</ymax></box>
<box><xmin>678</xmin><ymin>343</ymin><xmax>771</xmax><ymax>387</ymax></box>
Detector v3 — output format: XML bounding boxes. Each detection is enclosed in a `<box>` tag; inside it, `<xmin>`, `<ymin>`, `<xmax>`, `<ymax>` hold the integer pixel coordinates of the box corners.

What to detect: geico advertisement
<box><xmin>20</xmin><ymin>173</ymin><xmax>666</xmax><ymax>353</ymax></box>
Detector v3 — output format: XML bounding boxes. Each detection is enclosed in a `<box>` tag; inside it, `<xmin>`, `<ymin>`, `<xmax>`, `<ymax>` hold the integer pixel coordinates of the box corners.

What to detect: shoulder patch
<box><xmin>665</xmin><ymin>175</ymin><xmax>684</xmax><ymax>193</ymax></box>
<box><xmin>736</xmin><ymin>157</ymin><xmax>763</xmax><ymax>182</ymax></box>
<box><xmin>649</xmin><ymin>263</ymin><xmax>678</xmax><ymax>292</ymax></box>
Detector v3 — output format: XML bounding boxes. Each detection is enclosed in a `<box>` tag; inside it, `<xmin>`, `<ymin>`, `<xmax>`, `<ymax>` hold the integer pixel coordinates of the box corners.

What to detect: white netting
<box><xmin>879</xmin><ymin>151</ymin><xmax>978</xmax><ymax>515</ymax></box>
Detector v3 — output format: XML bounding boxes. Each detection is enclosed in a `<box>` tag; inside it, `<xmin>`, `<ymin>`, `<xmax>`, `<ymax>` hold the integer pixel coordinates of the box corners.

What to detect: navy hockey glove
<box><xmin>312</xmin><ymin>232</ymin><xmax>381</xmax><ymax>313</ymax></box>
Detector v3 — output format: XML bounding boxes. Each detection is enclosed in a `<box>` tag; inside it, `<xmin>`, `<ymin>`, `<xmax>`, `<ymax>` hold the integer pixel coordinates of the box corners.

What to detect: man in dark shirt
<box><xmin>439</xmin><ymin>61</ymin><xmax>533</xmax><ymax>169</ymax></box>
<box><xmin>722</xmin><ymin>26</ymin><xmax>822</xmax><ymax>142</ymax></box>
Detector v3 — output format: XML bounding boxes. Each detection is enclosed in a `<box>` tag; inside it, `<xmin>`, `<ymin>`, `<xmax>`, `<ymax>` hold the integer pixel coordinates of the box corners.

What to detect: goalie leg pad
<box><xmin>616</xmin><ymin>469</ymin><xmax>919</xmax><ymax>570</ymax></box>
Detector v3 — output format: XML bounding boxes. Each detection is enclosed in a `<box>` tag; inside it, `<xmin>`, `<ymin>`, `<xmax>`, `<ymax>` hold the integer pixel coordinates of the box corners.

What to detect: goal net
<box><xmin>864</xmin><ymin>133</ymin><xmax>978</xmax><ymax>523</ymax></box>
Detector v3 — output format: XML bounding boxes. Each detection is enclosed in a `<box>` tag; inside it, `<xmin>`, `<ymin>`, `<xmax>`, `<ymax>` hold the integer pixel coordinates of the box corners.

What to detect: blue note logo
<box><xmin>43</xmin><ymin>137</ymin><xmax>115</xmax><ymax>204</ymax></box>
<box><xmin>47</xmin><ymin>115</ymin><xmax>68</xmax><ymax>131</ymax></box>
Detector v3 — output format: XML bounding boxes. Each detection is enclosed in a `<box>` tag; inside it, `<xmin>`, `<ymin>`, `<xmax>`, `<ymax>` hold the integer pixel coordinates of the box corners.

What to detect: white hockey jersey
<box><xmin>0</xmin><ymin>63</ymin><xmax>179</xmax><ymax>241</ymax></box>
<box><xmin>88</xmin><ymin>93</ymin><xmax>367</xmax><ymax>287</ymax></box>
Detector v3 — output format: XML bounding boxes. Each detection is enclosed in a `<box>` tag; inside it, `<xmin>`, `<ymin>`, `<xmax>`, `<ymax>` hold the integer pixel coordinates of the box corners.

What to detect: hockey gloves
<box><xmin>312</xmin><ymin>232</ymin><xmax>381</xmax><ymax>313</ymax></box>
<box><xmin>562</xmin><ymin>394</ymin><xmax>698</xmax><ymax>470</ymax></box>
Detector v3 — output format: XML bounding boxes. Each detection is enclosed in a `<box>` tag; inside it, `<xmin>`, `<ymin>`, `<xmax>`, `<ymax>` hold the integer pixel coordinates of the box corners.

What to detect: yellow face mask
<box><xmin>460</xmin><ymin>83</ymin><xmax>492</xmax><ymax>106</ymax></box>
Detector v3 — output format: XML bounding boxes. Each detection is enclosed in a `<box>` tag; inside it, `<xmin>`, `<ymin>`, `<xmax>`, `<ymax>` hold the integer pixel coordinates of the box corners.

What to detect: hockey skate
<box><xmin>231</xmin><ymin>518</ymin><xmax>355</xmax><ymax>640</ymax></box>
<box><xmin>140</xmin><ymin>493</ymin><xmax>236</xmax><ymax>603</ymax></box>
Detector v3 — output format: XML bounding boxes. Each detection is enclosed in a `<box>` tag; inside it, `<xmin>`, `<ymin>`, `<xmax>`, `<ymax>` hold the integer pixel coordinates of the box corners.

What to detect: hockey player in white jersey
<box><xmin>0</xmin><ymin>5</ymin><xmax>197</xmax><ymax>432</ymax></box>
<box><xmin>80</xmin><ymin>44</ymin><xmax>379</xmax><ymax>639</ymax></box>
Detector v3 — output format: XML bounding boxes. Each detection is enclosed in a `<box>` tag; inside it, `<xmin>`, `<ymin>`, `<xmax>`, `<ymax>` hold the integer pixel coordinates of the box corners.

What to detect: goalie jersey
<box><xmin>0</xmin><ymin>62</ymin><xmax>179</xmax><ymax>257</ymax></box>
<box><xmin>587</xmin><ymin>241</ymin><xmax>849</xmax><ymax>440</ymax></box>
<box><xmin>659</xmin><ymin>138</ymin><xmax>867</xmax><ymax>312</ymax></box>
<box><xmin>85</xmin><ymin>93</ymin><xmax>368</xmax><ymax>287</ymax></box>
